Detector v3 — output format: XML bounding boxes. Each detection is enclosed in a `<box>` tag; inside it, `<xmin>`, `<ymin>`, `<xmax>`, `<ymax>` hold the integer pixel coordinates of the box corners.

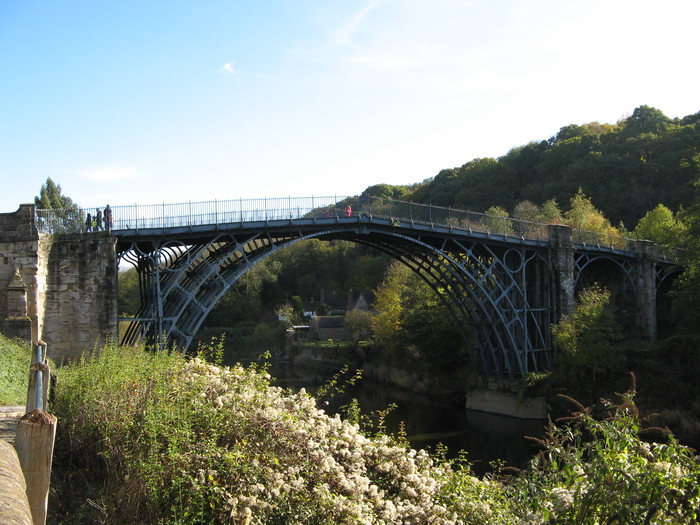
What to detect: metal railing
<box><xmin>34</xmin><ymin>195</ymin><xmax>673</xmax><ymax>257</ymax></box>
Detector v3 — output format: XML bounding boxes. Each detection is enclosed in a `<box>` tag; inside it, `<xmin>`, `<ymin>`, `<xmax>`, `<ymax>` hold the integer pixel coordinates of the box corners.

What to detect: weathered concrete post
<box><xmin>635</xmin><ymin>240</ymin><xmax>657</xmax><ymax>342</ymax></box>
<box><xmin>548</xmin><ymin>224</ymin><xmax>575</xmax><ymax>322</ymax></box>
<box><xmin>15</xmin><ymin>340</ymin><xmax>56</xmax><ymax>525</ymax></box>
<box><xmin>15</xmin><ymin>411</ymin><xmax>57</xmax><ymax>525</ymax></box>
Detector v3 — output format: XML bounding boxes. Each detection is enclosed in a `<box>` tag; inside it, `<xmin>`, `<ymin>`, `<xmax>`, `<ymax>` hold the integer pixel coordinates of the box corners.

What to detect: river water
<box><xmin>269</xmin><ymin>364</ymin><xmax>545</xmax><ymax>476</ymax></box>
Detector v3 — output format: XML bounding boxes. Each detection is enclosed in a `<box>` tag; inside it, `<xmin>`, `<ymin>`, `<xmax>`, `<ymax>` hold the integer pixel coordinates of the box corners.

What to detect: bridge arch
<box><xmin>117</xmin><ymin>218</ymin><xmax>553</xmax><ymax>377</ymax></box>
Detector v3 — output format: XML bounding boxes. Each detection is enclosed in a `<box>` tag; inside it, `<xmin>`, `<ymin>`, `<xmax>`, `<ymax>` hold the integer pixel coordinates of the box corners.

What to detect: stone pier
<box><xmin>0</xmin><ymin>205</ymin><xmax>118</xmax><ymax>362</ymax></box>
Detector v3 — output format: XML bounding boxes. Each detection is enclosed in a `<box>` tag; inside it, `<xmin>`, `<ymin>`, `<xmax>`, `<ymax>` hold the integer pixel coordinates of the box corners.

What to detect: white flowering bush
<box><xmin>52</xmin><ymin>344</ymin><xmax>514</xmax><ymax>524</ymax></box>
<box><xmin>51</xmin><ymin>345</ymin><xmax>700</xmax><ymax>524</ymax></box>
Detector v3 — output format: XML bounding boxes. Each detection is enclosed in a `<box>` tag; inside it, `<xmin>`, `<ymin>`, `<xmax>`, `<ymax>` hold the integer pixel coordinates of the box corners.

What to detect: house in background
<box><xmin>306</xmin><ymin>289</ymin><xmax>375</xmax><ymax>341</ymax></box>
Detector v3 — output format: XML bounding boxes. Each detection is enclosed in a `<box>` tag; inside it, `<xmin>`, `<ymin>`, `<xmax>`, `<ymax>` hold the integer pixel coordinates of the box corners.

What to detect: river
<box><xmin>269</xmin><ymin>363</ymin><xmax>545</xmax><ymax>476</ymax></box>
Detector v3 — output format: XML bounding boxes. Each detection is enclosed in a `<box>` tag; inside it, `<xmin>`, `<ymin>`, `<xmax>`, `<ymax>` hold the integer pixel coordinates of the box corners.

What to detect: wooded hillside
<box><xmin>402</xmin><ymin>105</ymin><xmax>700</xmax><ymax>228</ymax></box>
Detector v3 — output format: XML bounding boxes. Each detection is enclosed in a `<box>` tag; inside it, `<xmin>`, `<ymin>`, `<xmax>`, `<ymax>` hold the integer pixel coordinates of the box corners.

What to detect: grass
<box><xmin>0</xmin><ymin>333</ymin><xmax>32</xmax><ymax>405</ymax></box>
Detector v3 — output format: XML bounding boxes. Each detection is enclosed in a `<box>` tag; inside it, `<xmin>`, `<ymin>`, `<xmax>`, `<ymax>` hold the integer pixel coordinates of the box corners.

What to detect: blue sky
<box><xmin>1</xmin><ymin>0</ymin><xmax>698</xmax><ymax>213</ymax></box>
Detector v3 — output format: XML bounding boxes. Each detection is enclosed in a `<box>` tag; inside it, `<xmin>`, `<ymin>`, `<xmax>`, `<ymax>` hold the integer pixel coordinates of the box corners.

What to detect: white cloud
<box><xmin>220</xmin><ymin>62</ymin><xmax>237</xmax><ymax>75</ymax></box>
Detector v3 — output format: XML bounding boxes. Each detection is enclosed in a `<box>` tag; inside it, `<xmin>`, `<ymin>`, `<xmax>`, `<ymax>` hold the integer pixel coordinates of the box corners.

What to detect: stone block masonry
<box><xmin>0</xmin><ymin>205</ymin><xmax>118</xmax><ymax>362</ymax></box>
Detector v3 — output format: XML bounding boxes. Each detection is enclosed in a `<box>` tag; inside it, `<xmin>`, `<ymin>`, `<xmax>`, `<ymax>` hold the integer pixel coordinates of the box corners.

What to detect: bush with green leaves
<box><xmin>51</xmin><ymin>342</ymin><xmax>700</xmax><ymax>524</ymax></box>
<box><xmin>552</xmin><ymin>285</ymin><xmax>625</xmax><ymax>392</ymax></box>
<box><xmin>510</xmin><ymin>379</ymin><xmax>700</xmax><ymax>524</ymax></box>
<box><xmin>51</xmin><ymin>343</ymin><xmax>513</xmax><ymax>524</ymax></box>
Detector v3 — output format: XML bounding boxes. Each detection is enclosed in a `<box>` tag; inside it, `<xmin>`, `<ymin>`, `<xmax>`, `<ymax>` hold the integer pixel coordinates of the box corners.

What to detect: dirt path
<box><xmin>0</xmin><ymin>406</ymin><xmax>25</xmax><ymax>444</ymax></box>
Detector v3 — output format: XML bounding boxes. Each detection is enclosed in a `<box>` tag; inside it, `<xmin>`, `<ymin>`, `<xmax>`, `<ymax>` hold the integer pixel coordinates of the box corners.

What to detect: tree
<box><xmin>344</xmin><ymin>309</ymin><xmax>373</xmax><ymax>343</ymax></box>
<box><xmin>633</xmin><ymin>204</ymin><xmax>686</xmax><ymax>246</ymax></box>
<box><xmin>671</xmin><ymin>180</ymin><xmax>700</xmax><ymax>334</ymax></box>
<box><xmin>539</xmin><ymin>199</ymin><xmax>564</xmax><ymax>224</ymax></box>
<box><xmin>35</xmin><ymin>177</ymin><xmax>79</xmax><ymax>211</ymax></box>
<box><xmin>34</xmin><ymin>177</ymin><xmax>83</xmax><ymax>232</ymax></box>
<box><xmin>512</xmin><ymin>200</ymin><xmax>540</xmax><ymax>223</ymax></box>
<box><xmin>484</xmin><ymin>205</ymin><xmax>514</xmax><ymax>235</ymax></box>
<box><xmin>564</xmin><ymin>189</ymin><xmax>621</xmax><ymax>245</ymax></box>
<box><xmin>371</xmin><ymin>261</ymin><xmax>408</xmax><ymax>354</ymax></box>
<box><xmin>552</xmin><ymin>285</ymin><xmax>624</xmax><ymax>392</ymax></box>
<box><xmin>117</xmin><ymin>268</ymin><xmax>141</xmax><ymax>316</ymax></box>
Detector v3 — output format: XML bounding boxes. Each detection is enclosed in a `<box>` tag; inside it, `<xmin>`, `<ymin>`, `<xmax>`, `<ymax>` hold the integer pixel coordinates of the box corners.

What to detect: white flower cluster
<box><xmin>174</xmin><ymin>358</ymin><xmax>507</xmax><ymax>524</ymax></box>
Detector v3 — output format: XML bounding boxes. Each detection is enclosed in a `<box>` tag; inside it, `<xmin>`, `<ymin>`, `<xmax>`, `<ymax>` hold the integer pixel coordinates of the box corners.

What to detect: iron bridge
<box><xmin>42</xmin><ymin>196</ymin><xmax>680</xmax><ymax>378</ymax></box>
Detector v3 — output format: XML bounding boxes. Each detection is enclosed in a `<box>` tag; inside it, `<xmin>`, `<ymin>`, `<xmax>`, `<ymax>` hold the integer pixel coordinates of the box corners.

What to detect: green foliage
<box><xmin>671</xmin><ymin>179</ymin><xmax>700</xmax><ymax>333</ymax></box>
<box><xmin>552</xmin><ymin>285</ymin><xmax>624</xmax><ymax>390</ymax></box>
<box><xmin>343</xmin><ymin>308</ymin><xmax>373</xmax><ymax>343</ymax></box>
<box><xmin>563</xmin><ymin>189</ymin><xmax>618</xmax><ymax>236</ymax></box>
<box><xmin>407</xmin><ymin>106</ymin><xmax>700</xmax><ymax>228</ymax></box>
<box><xmin>203</xmin><ymin>239</ymin><xmax>389</xmax><ymax>331</ymax></box>
<box><xmin>34</xmin><ymin>177</ymin><xmax>80</xmax><ymax>211</ymax></box>
<box><xmin>52</xmin><ymin>342</ymin><xmax>700</xmax><ymax>524</ymax></box>
<box><xmin>34</xmin><ymin>177</ymin><xmax>84</xmax><ymax>232</ymax></box>
<box><xmin>484</xmin><ymin>205</ymin><xmax>514</xmax><ymax>235</ymax></box>
<box><xmin>633</xmin><ymin>203</ymin><xmax>687</xmax><ymax>245</ymax></box>
<box><xmin>117</xmin><ymin>267</ymin><xmax>140</xmax><ymax>316</ymax></box>
<box><xmin>370</xmin><ymin>260</ymin><xmax>408</xmax><ymax>354</ymax></box>
<box><xmin>511</xmin><ymin>383</ymin><xmax>700</xmax><ymax>524</ymax></box>
<box><xmin>51</xmin><ymin>343</ymin><xmax>514</xmax><ymax>524</ymax></box>
<box><xmin>0</xmin><ymin>333</ymin><xmax>31</xmax><ymax>405</ymax></box>
<box><xmin>539</xmin><ymin>198</ymin><xmax>564</xmax><ymax>224</ymax></box>
<box><xmin>371</xmin><ymin>260</ymin><xmax>466</xmax><ymax>374</ymax></box>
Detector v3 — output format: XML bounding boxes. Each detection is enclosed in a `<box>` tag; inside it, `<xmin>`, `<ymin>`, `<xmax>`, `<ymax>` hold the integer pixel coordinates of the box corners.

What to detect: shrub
<box><xmin>51</xmin><ymin>343</ymin><xmax>514</xmax><ymax>524</ymax></box>
<box><xmin>510</xmin><ymin>378</ymin><xmax>700</xmax><ymax>524</ymax></box>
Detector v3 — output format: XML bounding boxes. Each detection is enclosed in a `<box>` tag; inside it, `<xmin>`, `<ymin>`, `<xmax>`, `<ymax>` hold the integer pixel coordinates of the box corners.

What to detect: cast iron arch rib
<box><xmin>118</xmin><ymin>223</ymin><xmax>553</xmax><ymax>378</ymax></box>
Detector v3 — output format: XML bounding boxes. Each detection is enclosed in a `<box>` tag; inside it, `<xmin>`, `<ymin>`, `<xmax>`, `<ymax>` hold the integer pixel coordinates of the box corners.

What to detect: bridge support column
<box><xmin>548</xmin><ymin>225</ymin><xmax>575</xmax><ymax>322</ymax></box>
<box><xmin>39</xmin><ymin>236</ymin><xmax>119</xmax><ymax>360</ymax></box>
<box><xmin>635</xmin><ymin>240</ymin><xmax>657</xmax><ymax>342</ymax></box>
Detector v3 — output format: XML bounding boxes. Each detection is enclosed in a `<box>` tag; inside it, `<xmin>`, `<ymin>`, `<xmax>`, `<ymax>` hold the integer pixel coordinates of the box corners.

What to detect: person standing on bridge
<box><xmin>345</xmin><ymin>204</ymin><xmax>352</xmax><ymax>217</ymax></box>
<box><xmin>85</xmin><ymin>212</ymin><xmax>92</xmax><ymax>232</ymax></box>
<box><xmin>95</xmin><ymin>208</ymin><xmax>102</xmax><ymax>231</ymax></box>
<box><xmin>104</xmin><ymin>204</ymin><xmax>113</xmax><ymax>233</ymax></box>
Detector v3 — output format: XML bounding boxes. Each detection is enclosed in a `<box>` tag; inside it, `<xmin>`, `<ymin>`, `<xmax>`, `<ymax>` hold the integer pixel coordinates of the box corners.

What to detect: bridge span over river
<box><xmin>0</xmin><ymin>195</ymin><xmax>681</xmax><ymax>378</ymax></box>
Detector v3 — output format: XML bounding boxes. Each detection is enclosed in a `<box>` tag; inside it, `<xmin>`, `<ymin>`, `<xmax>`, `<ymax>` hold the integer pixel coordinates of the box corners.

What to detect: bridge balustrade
<box><xmin>35</xmin><ymin>195</ymin><xmax>681</xmax><ymax>261</ymax></box>
<box><xmin>34</xmin><ymin>196</ymin><xmax>571</xmax><ymax>243</ymax></box>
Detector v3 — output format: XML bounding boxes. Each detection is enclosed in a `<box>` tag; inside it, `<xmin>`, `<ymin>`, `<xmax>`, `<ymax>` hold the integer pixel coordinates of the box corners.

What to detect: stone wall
<box><xmin>40</xmin><ymin>235</ymin><xmax>118</xmax><ymax>361</ymax></box>
<box><xmin>0</xmin><ymin>205</ymin><xmax>118</xmax><ymax>362</ymax></box>
<box><xmin>0</xmin><ymin>205</ymin><xmax>40</xmax><ymax>342</ymax></box>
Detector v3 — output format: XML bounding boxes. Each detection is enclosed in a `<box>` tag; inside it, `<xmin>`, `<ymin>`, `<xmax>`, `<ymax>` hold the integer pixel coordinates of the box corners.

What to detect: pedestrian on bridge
<box><xmin>95</xmin><ymin>208</ymin><xmax>102</xmax><ymax>231</ymax></box>
<box><xmin>345</xmin><ymin>204</ymin><xmax>352</xmax><ymax>217</ymax></box>
<box><xmin>104</xmin><ymin>205</ymin><xmax>113</xmax><ymax>233</ymax></box>
<box><xmin>85</xmin><ymin>212</ymin><xmax>92</xmax><ymax>232</ymax></box>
